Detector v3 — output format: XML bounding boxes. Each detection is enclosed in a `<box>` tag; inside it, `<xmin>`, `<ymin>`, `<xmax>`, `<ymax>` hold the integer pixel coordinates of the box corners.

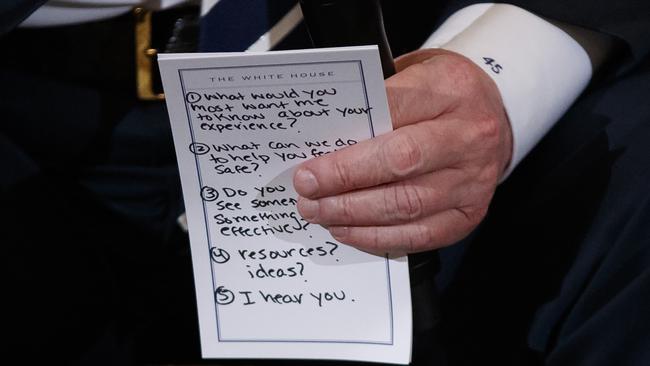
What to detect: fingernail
<box><xmin>297</xmin><ymin>197</ymin><xmax>319</xmax><ymax>222</ymax></box>
<box><xmin>329</xmin><ymin>226</ymin><xmax>348</xmax><ymax>241</ymax></box>
<box><xmin>294</xmin><ymin>168</ymin><xmax>319</xmax><ymax>197</ymax></box>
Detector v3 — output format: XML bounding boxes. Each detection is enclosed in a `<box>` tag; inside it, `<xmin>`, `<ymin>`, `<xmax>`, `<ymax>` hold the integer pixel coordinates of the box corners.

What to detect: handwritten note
<box><xmin>158</xmin><ymin>46</ymin><xmax>411</xmax><ymax>364</ymax></box>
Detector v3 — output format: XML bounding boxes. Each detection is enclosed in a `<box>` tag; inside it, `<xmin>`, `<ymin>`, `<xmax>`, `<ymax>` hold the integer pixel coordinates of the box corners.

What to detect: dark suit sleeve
<box><xmin>504</xmin><ymin>0</ymin><xmax>650</xmax><ymax>64</ymax></box>
<box><xmin>0</xmin><ymin>0</ymin><xmax>47</xmax><ymax>34</ymax></box>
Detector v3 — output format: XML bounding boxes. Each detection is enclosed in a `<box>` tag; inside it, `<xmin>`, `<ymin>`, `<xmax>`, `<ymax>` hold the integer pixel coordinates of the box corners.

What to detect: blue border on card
<box><xmin>178</xmin><ymin>60</ymin><xmax>394</xmax><ymax>346</ymax></box>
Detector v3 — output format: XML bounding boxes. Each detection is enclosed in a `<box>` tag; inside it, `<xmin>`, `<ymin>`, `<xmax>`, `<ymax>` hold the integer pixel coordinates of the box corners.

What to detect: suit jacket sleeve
<box><xmin>504</xmin><ymin>0</ymin><xmax>650</xmax><ymax>62</ymax></box>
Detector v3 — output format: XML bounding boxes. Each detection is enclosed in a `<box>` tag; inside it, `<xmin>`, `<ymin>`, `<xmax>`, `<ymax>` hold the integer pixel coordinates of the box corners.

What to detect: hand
<box><xmin>293</xmin><ymin>49</ymin><xmax>513</xmax><ymax>255</ymax></box>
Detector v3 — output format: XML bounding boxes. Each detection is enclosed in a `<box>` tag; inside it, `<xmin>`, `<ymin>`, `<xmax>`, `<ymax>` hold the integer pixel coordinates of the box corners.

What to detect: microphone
<box><xmin>298</xmin><ymin>0</ymin><xmax>396</xmax><ymax>78</ymax></box>
<box><xmin>299</xmin><ymin>1</ymin><xmax>441</xmax><ymax>362</ymax></box>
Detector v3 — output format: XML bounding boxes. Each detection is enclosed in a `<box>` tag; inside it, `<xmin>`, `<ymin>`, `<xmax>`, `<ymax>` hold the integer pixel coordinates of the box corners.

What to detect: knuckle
<box><xmin>382</xmin><ymin>132</ymin><xmax>423</xmax><ymax>177</ymax></box>
<box><xmin>332</xmin><ymin>159</ymin><xmax>353</xmax><ymax>190</ymax></box>
<box><xmin>366</xmin><ymin>228</ymin><xmax>384</xmax><ymax>253</ymax></box>
<box><xmin>464</xmin><ymin>115</ymin><xmax>500</xmax><ymax>147</ymax></box>
<box><xmin>406</xmin><ymin>224</ymin><xmax>434</xmax><ymax>252</ymax></box>
<box><xmin>466</xmin><ymin>161</ymin><xmax>500</xmax><ymax>189</ymax></box>
<box><xmin>459</xmin><ymin>205</ymin><xmax>489</xmax><ymax>226</ymax></box>
<box><xmin>479</xmin><ymin>162</ymin><xmax>501</xmax><ymax>186</ymax></box>
<box><xmin>338</xmin><ymin>195</ymin><xmax>356</xmax><ymax>223</ymax></box>
<box><xmin>476</xmin><ymin>115</ymin><xmax>501</xmax><ymax>143</ymax></box>
<box><xmin>392</xmin><ymin>182</ymin><xmax>425</xmax><ymax>221</ymax></box>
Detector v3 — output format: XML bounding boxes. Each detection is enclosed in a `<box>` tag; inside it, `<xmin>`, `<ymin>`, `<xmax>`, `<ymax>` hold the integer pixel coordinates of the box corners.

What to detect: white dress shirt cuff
<box><xmin>422</xmin><ymin>4</ymin><xmax>592</xmax><ymax>179</ymax></box>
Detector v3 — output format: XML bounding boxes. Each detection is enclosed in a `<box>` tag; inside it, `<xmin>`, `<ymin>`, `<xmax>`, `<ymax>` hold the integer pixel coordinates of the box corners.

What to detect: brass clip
<box><xmin>134</xmin><ymin>7</ymin><xmax>165</xmax><ymax>101</ymax></box>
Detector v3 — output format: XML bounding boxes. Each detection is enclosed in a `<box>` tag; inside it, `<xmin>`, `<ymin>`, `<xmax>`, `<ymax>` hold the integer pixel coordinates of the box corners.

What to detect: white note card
<box><xmin>158</xmin><ymin>46</ymin><xmax>412</xmax><ymax>364</ymax></box>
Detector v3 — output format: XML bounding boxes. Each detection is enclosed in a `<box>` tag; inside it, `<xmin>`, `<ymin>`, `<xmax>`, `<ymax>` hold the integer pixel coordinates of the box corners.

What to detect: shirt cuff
<box><xmin>422</xmin><ymin>4</ymin><xmax>592</xmax><ymax>179</ymax></box>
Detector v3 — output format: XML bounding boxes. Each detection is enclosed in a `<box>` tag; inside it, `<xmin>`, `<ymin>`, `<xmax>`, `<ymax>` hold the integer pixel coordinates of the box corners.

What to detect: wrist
<box><xmin>423</xmin><ymin>4</ymin><xmax>592</xmax><ymax>179</ymax></box>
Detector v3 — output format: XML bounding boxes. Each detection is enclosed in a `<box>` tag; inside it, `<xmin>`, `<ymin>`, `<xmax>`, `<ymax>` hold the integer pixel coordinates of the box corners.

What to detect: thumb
<box><xmin>386</xmin><ymin>49</ymin><xmax>460</xmax><ymax>129</ymax></box>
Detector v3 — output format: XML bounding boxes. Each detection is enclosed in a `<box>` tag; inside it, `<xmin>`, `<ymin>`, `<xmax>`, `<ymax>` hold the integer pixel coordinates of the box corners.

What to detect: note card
<box><xmin>158</xmin><ymin>46</ymin><xmax>411</xmax><ymax>364</ymax></box>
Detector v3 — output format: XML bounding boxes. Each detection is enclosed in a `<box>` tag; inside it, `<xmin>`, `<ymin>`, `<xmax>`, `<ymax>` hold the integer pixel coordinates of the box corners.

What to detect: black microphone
<box><xmin>299</xmin><ymin>1</ymin><xmax>441</xmax><ymax>362</ymax></box>
<box><xmin>299</xmin><ymin>0</ymin><xmax>395</xmax><ymax>78</ymax></box>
